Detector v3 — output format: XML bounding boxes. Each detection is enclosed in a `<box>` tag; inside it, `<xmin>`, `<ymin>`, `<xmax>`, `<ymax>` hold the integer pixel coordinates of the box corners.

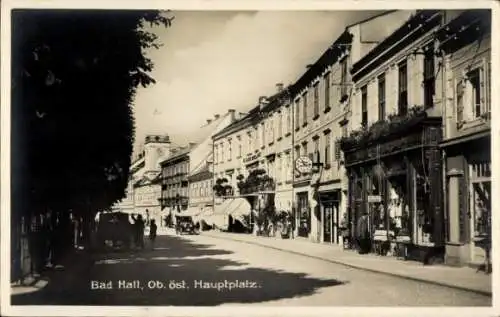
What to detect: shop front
<box><xmin>442</xmin><ymin>132</ymin><xmax>491</xmax><ymax>269</ymax></box>
<box><xmin>341</xmin><ymin>113</ymin><xmax>445</xmax><ymax>263</ymax></box>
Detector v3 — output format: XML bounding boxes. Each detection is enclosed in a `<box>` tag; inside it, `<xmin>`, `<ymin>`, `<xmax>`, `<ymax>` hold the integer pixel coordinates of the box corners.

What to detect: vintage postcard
<box><xmin>1</xmin><ymin>0</ymin><xmax>498</xmax><ymax>316</ymax></box>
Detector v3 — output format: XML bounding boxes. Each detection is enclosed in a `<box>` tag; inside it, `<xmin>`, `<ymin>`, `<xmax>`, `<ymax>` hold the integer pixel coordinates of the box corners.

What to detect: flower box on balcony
<box><xmin>339</xmin><ymin>105</ymin><xmax>428</xmax><ymax>151</ymax></box>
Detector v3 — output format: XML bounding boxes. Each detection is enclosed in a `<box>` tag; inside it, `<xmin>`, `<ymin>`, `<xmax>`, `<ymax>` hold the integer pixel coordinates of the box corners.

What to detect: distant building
<box><xmin>159</xmin><ymin>110</ymin><xmax>241</xmax><ymax>218</ymax></box>
<box><xmin>113</xmin><ymin>134</ymin><xmax>171</xmax><ymax>226</ymax></box>
<box><xmin>211</xmin><ymin>84</ymin><xmax>292</xmax><ymax>231</ymax></box>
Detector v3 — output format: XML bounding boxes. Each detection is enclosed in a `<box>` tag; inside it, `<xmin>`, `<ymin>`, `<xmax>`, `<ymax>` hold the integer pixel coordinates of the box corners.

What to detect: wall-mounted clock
<box><xmin>295</xmin><ymin>156</ymin><xmax>313</xmax><ymax>174</ymax></box>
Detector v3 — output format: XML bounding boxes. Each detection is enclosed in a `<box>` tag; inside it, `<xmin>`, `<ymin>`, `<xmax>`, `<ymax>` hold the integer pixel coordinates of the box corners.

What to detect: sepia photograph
<box><xmin>1</xmin><ymin>0</ymin><xmax>497</xmax><ymax>316</ymax></box>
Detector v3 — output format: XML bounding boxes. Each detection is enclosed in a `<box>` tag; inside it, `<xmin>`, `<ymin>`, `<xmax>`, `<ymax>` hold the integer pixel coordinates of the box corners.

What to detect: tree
<box><xmin>11</xmin><ymin>9</ymin><xmax>173</xmax><ymax>222</ymax></box>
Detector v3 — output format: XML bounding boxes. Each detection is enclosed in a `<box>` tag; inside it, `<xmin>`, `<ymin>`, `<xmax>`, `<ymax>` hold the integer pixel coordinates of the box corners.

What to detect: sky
<box><xmin>132</xmin><ymin>10</ymin><xmax>384</xmax><ymax>154</ymax></box>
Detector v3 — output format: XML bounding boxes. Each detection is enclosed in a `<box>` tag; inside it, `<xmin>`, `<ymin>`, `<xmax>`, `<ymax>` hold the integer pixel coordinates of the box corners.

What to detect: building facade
<box><xmin>212</xmin><ymin>85</ymin><xmax>293</xmax><ymax>231</ymax></box>
<box><xmin>436</xmin><ymin>10</ymin><xmax>492</xmax><ymax>268</ymax></box>
<box><xmin>290</xmin><ymin>11</ymin><xmax>415</xmax><ymax>244</ymax></box>
<box><xmin>160</xmin><ymin>146</ymin><xmax>192</xmax><ymax>213</ymax></box>
<box><xmin>341</xmin><ymin>10</ymin><xmax>449</xmax><ymax>262</ymax></box>
<box><xmin>160</xmin><ymin>110</ymin><xmax>241</xmax><ymax>215</ymax></box>
<box><xmin>188</xmin><ymin>159</ymin><xmax>214</xmax><ymax>210</ymax></box>
<box><xmin>113</xmin><ymin>134</ymin><xmax>171</xmax><ymax>226</ymax></box>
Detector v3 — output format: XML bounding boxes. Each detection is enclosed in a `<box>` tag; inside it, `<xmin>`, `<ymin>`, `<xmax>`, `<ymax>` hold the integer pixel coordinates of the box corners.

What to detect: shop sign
<box><xmin>243</xmin><ymin>151</ymin><xmax>261</xmax><ymax>164</ymax></box>
<box><xmin>367</xmin><ymin>195</ymin><xmax>382</xmax><ymax>203</ymax></box>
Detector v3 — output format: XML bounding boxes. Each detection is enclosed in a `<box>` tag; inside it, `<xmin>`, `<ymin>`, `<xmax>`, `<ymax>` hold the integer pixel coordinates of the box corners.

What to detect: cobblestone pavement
<box><xmin>11</xmin><ymin>231</ymin><xmax>492</xmax><ymax>306</ymax></box>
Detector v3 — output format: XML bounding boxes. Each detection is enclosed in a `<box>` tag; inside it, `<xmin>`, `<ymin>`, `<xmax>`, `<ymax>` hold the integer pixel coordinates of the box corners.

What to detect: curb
<box><xmin>202</xmin><ymin>232</ymin><xmax>492</xmax><ymax>297</ymax></box>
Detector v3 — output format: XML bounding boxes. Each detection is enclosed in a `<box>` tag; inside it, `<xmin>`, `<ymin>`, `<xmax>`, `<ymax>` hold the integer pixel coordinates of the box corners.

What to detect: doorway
<box><xmin>323</xmin><ymin>203</ymin><xmax>340</xmax><ymax>244</ymax></box>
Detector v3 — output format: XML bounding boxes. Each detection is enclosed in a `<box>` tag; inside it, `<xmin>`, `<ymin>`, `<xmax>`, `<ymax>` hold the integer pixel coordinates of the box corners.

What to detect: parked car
<box><xmin>96</xmin><ymin>212</ymin><xmax>133</xmax><ymax>250</ymax></box>
<box><xmin>175</xmin><ymin>216</ymin><xmax>198</xmax><ymax>235</ymax></box>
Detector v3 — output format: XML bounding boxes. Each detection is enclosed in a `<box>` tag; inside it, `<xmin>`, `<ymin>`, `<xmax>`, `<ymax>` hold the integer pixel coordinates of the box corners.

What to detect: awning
<box><xmin>226</xmin><ymin>198</ymin><xmax>251</xmax><ymax>217</ymax></box>
<box><xmin>213</xmin><ymin>198</ymin><xmax>234</xmax><ymax>215</ymax></box>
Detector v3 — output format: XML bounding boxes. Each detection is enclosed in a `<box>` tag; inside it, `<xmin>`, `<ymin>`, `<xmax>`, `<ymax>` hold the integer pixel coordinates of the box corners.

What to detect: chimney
<box><xmin>189</xmin><ymin>142</ymin><xmax>197</xmax><ymax>148</ymax></box>
<box><xmin>228</xmin><ymin>109</ymin><xmax>236</xmax><ymax>121</ymax></box>
<box><xmin>214</xmin><ymin>114</ymin><xmax>220</xmax><ymax>119</ymax></box>
<box><xmin>276</xmin><ymin>83</ymin><xmax>284</xmax><ymax>93</ymax></box>
<box><xmin>207</xmin><ymin>119</ymin><xmax>212</xmax><ymax>125</ymax></box>
<box><xmin>258</xmin><ymin>96</ymin><xmax>268</xmax><ymax>110</ymax></box>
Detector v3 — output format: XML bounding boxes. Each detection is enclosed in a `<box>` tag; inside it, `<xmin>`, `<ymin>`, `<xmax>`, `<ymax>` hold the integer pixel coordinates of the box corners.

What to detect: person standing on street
<box><xmin>149</xmin><ymin>219</ymin><xmax>157</xmax><ymax>250</ymax></box>
<box><xmin>131</xmin><ymin>214</ymin><xmax>145</xmax><ymax>249</ymax></box>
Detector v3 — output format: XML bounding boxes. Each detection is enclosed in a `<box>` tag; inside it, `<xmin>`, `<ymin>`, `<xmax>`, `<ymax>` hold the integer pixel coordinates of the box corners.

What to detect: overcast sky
<box><xmin>132</xmin><ymin>10</ymin><xmax>384</xmax><ymax>153</ymax></box>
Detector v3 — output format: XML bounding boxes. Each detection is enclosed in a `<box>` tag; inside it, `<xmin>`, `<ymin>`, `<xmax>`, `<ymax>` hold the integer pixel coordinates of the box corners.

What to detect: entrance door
<box><xmin>333</xmin><ymin>203</ymin><xmax>340</xmax><ymax>244</ymax></box>
<box><xmin>323</xmin><ymin>205</ymin><xmax>332</xmax><ymax>243</ymax></box>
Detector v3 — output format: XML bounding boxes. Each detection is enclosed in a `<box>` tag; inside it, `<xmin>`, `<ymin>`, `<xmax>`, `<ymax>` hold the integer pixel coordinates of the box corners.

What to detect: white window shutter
<box><xmin>464</xmin><ymin>78</ymin><xmax>473</xmax><ymax>121</ymax></box>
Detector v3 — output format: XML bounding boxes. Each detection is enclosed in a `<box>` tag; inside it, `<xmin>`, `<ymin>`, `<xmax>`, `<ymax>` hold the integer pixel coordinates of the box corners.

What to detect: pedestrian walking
<box><xmin>149</xmin><ymin>219</ymin><xmax>157</xmax><ymax>250</ymax></box>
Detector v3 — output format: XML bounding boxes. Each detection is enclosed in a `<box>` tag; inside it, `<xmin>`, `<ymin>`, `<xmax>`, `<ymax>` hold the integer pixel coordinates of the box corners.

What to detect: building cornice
<box><xmin>351</xmin><ymin>10</ymin><xmax>442</xmax><ymax>82</ymax></box>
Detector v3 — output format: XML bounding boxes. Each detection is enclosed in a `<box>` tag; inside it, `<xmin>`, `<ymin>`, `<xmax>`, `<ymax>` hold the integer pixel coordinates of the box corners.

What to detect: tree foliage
<box><xmin>11</xmin><ymin>9</ymin><xmax>173</xmax><ymax>218</ymax></box>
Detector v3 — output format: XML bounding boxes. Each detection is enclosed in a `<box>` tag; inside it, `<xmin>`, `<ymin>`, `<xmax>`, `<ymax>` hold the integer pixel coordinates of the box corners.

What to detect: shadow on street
<box><xmin>12</xmin><ymin>234</ymin><xmax>347</xmax><ymax>306</ymax></box>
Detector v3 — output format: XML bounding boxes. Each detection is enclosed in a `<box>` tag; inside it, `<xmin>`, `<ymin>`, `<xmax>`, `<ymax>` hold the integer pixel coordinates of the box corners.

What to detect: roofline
<box><xmin>345</xmin><ymin>10</ymin><xmax>397</xmax><ymax>29</ymax></box>
<box><xmin>351</xmin><ymin>10</ymin><xmax>442</xmax><ymax>81</ymax></box>
<box><xmin>159</xmin><ymin>149</ymin><xmax>191</xmax><ymax>166</ymax></box>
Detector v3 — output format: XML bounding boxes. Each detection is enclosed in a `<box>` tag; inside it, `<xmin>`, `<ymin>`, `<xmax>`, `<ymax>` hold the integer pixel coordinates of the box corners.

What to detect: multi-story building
<box><xmin>435</xmin><ymin>10</ymin><xmax>491</xmax><ymax>268</ymax></box>
<box><xmin>159</xmin><ymin>110</ymin><xmax>241</xmax><ymax>217</ymax></box>
<box><xmin>341</xmin><ymin>10</ymin><xmax>450</xmax><ymax>262</ymax></box>
<box><xmin>211</xmin><ymin>84</ymin><xmax>292</xmax><ymax>231</ymax></box>
<box><xmin>160</xmin><ymin>145</ymin><xmax>192</xmax><ymax>214</ymax></box>
<box><xmin>188</xmin><ymin>155</ymin><xmax>214</xmax><ymax>212</ymax></box>
<box><xmin>290</xmin><ymin>11</ymin><xmax>415</xmax><ymax>244</ymax></box>
<box><xmin>113</xmin><ymin>134</ymin><xmax>172</xmax><ymax>226</ymax></box>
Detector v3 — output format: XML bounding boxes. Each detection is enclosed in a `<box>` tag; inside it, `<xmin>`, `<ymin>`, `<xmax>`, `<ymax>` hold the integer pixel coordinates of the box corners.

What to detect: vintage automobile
<box><xmin>96</xmin><ymin>212</ymin><xmax>133</xmax><ymax>250</ymax></box>
<box><xmin>175</xmin><ymin>216</ymin><xmax>198</xmax><ymax>235</ymax></box>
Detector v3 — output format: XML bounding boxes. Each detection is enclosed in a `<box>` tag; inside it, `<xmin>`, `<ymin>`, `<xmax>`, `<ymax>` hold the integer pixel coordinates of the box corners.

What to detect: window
<box><xmin>361</xmin><ymin>85</ymin><xmax>368</xmax><ymax>127</ymax></box>
<box><xmin>220</xmin><ymin>143</ymin><xmax>224</xmax><ymax>162</ymax></box>
<box><xmin>277</xmin><ymin>156</ymin><xmax>282</xmax><ymax>182</ymax></box>
<box><xmin>313</xmin><ymin>137</ymin><xmax>320</xmax><ymax>162</ymax></box>
<box><xmin>398</xmin><ymin>60</ymin><xmax>408</xmax><ymax>115</ymax></box>
<box><xmin>302</xmin><ymin>142</ymin><xmax>308</xmax><ymax>159</ymax></box>
<box><xmin>378</xmin><ymin>74</ymin><xmax>386</xmax><ymax>121</ymax></box>
<box><xmin>324</xmin><ymin>72</ymin><xmax>331</xmax><ymax>111</ymax></box>
<box><xmin>295</xmin><ymin>146</ymin><xmax>301</xmax><ymax>160</ymax></box>
<box><xmin>423</xmin><ymin>49</ymin><xmax>435</xmax><ymax>108</ymax></box>
<box><xmin>335</xmin><ymin>139</ymin><xmax>341</xmax><ymax>161</ymax></box>
<box><xmin>247</xmin><ymin>132</ymin><xmax>252</xmax><ymax>153</ymax></box>
<box><xmin>261</xmin><ymin>123</ymin><xmax>265</xmax><ymax>147</ymax></box>
<box><xmin>342</xmin><ymin>124</ymin><xmax>348</xmax><ymax>138</ymax></box>
<box><xmin>456</xmin><ymin>80</ymin><xmax>464</xmax><ymax>123</ymax></box>
<box><xmin>295</xmin><ymin>99</ymin><xmax>300</xmax><ymax>128</ymax></box>
<box><xmin>468</xmin><ymin>69</ymin><xmax>482</xmax><ymax>118</ymax></box>
<box><xmin>470</xmin><ymin>162</ymin><xmax>491</xmax><ymax>237</ymax></box>
<box><xmin>302</xmin><ymin>93</ymin><xmax>308</xmax><ymax>125</ymax></box>
<box><xmin>340</xmin><ymin>58</ymin><xmax>348</xmax><ymax>97</ymax></box>
<box><xmin>286</xmin><ymin>107</ymin><xmax>291</xmax><ymax>134</ymax></box>
<box><xmin>228</xmin><ymin>140</ymin><xmax>232</xmax><ymax>161</ymax></box>
<box><xmin>313</xmin><ymin>83</ymin><xmax>319</xmax><ymax>118</ymax></box>
<box><xmin>324</xmin><ymin>132</ymin><xmax>331</xmax><ymax>166</ymax></box>
<box><xmin>270</xmin><ymin>118</ymin><xmax>274</xmax><ymax>142</ymax></box>
<box><xmin>256</xmin><ymin>126</ymin><xmax>261</xmax><ymax>150</ymax></box>
<box><xmin>214</xmin><ymin>145</ymin><xmax>218</xmax><ymax>163</ymax></box>
<box><xmin>238</xmin><ymin>140</ymin><xmax>242</xmax><ymax>158</ymax></box>
<box><xmin>278</xmin><ymin>112</ymin><xmax>283</xmax><ymax>138</ymax></box>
